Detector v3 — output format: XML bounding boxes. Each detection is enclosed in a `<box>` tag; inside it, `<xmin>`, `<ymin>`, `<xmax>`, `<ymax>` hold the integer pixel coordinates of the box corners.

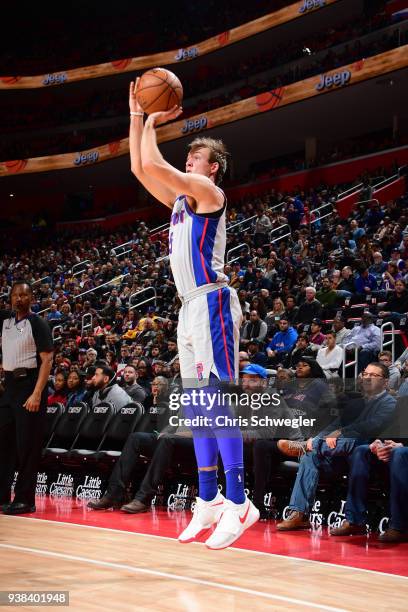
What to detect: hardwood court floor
<box><xmin>0</xmin><ymin>500</ymin><xmax>407</xmax><ymax>611</ymax></box>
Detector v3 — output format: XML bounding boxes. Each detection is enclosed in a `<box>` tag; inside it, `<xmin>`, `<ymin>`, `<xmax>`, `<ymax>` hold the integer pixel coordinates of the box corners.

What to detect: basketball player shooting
<box><xmin>129</xmin><ymin>79</ymin><xmax>259</xmax><ymax>549</ymax></box>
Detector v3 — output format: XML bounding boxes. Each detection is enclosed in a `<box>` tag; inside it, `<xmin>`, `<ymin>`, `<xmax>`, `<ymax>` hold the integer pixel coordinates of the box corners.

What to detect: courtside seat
<box><xmin>43</xmin><ymin>402</ymin><xmax>65</xmax><ymax>448</ymax></box>
<box><xmin>43</xmin><ymin>402</ymin><xmax>89</xmax><ymax>461</ymax></box>
<box><xmin>64</xmin><ymin>402</ymin><xmax>115</xmax><ymax>463</ymax></box>
<box><xmin>78</xmin><ymin>402</ymin><xmax>145</xmax><ymax>465</ymax></box>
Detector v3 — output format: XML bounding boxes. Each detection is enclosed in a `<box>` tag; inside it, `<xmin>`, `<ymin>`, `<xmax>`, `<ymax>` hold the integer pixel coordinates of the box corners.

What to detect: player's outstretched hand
<box><xmin>145</xmin><ymin>105</ymin><xmax>183</xmax><ymax>128</ymax></box>
<box><xmin>129</xmin><ymin>78</ymin><xmax>144</xmax><ymax>114</ymax></box>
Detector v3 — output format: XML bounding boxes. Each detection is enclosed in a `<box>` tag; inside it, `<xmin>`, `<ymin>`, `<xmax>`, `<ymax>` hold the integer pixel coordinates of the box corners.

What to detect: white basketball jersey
<box><xmin>168</xmin><ymin>193</ymin><xmax>228</xmax><ymax>298</ymax></box>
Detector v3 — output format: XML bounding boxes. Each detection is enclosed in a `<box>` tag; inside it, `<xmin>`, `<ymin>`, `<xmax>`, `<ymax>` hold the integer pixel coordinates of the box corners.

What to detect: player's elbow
<box><xmin>131</xmin><ymin>164</ymin><xmax>143</xmax><ymax>180</ymax></box>
<box><xmin>142</xmin><ymin>158</ymin><xmax>162</xmax><ymax>178</ymax></box>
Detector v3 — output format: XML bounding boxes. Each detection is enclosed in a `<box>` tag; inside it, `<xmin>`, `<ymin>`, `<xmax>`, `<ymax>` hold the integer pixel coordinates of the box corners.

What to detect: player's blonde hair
<box><xmin>188</xmin><ymin>137</ymin><xmax>229</xmax><ymax>185</ymax></box>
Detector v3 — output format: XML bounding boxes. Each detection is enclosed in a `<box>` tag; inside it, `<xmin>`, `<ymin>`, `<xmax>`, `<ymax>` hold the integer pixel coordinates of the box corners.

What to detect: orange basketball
<box><xmin>136</xmin><ymin>67</ymin><xmax>183</xmax><ymax>115</ymax></box>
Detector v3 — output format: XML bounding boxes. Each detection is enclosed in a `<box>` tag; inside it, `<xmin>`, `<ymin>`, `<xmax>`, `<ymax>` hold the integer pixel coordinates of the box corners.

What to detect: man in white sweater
<box><xmin>317</xmin><ymin>331</ymin><xmax>343</xmax><ymax>378</ymax></box>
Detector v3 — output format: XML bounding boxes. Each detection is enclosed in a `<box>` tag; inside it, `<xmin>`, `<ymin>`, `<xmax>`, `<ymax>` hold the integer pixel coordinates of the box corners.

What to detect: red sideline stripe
<box><xmin>199</xmin><ymin>218</ymin><xmax>211</xmax><ymax>284</ymax></box>
<box><xmin>217</xmin><ymin>289</ymin><xmax>234</xmax><ymax>381</ymax></box>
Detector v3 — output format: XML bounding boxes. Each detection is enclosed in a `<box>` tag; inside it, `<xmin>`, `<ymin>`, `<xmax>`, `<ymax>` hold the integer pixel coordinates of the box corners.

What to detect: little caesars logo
<box><xmin>167</xmin><ymin>483</ymin><xmax>197</xmax><ymax>511</ymax></box>
<box><xmin>36</xmin><ymin>472</ymin><xmax>48</xmax><ymax>496</ymax></box>
<box><xmin>76</xmin><ymin>475</ymin><xmax>102</xmax><ymax>500</ymax></box>
<box><xmin>49</xmin><ymin>473</ymin><xmax>74</xmax><ymax>497</ymax></box>
<box><xmin>264</xmin><ymin>491</ymin><xmax>278</xmax><ymax>516</ymax></box>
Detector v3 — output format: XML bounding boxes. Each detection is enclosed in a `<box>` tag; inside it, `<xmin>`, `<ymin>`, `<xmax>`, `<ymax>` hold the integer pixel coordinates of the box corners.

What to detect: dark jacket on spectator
<box><xmin>383</xmin><ymin>290</ymin><xmax>408</xmax><ymax>314</ymax></box>
<box><xmin>293</xmin><ymin>299</ymin><xmax>322</xmax><ymax>325</ymax></box>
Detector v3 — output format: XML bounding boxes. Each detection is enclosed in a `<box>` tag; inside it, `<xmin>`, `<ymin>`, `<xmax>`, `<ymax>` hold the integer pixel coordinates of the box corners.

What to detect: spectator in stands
<box><xmin>243</xmin><ymin>262</ymin><xmax>257</xmax><ymax>290</ymax></box>
<box><xmin>369</xmin><ymin>252</ymin><xmax>387</xmax><ymax>282</ymax></box>
<box><xmin>277</xmin><ymin>362</ymin><xmax>396</xmax><ymax>531</ymax></box>
<box><xmin>83</xmin><ymin>348</ymin><xmax>98</xmax><ymax>370</ymax></box>
<box><xmin>46</xmin><ymin>303</ymin><xmax>62</xmax><ymax>323</ymax></box>
<box><xmin>332</xmin><ymin>316</ymin><xmax>351</xmax><ymax>347</ymax></box>
<box><xmin>284</xmin><ymin>333</ymin><xmax>315</xmax><ymax>369</ymax></box>
<box><xmin>161</xmin><ymin>337</ymin><xmax>178</xmax><ymax>363</ymax></box>
<box><xmin>91</xmin><ymin>363</ymin><xmax>132</xmax><ymax>412</ymax></box>
<box><xmin>378</xmin><ymin>351</ymin><xmax>400</xmax><ymax>392</ymax></box>
<box><xmin>284</xmin><ymin>357</ymin><xmax>333</xmax><ymax>438</ymax></box>
<box><xmin>350</xmin><ymin>219</ymin><xmax>365</xmax><ymax>241</ymax></box>
<box><xmin>229</xmin><ymin>262</ymin><xmax>244</xmax><ymax>289</ymax></box>
<box><xmin>238</xmin><ymin>289</ymin><xmax>250</xmax><ymax>316</ymax></box>
<box><xmin>241</xmin><ymin>310</ymin><xmax>268</xmax><ymax>347</ymax></box>
<box><xmin>346</xmin><ymin>311</ymin><xmax>381</xmax><ymax>372</ymax></box>
<box><xmin>380</xmin><ymin>262</ymin><xmax>403</xmax><ymax>292</ymax></box>
<box><xmin>293</xmin><ymin>287</ymin><xmax>322</xmax><ymax>328</ymax></box>
<box><xmin>265</xmin><ymin>297</ymin><xmax>286</xmax><ymax>337</ymax></box>
<box><xmin>316</xmin><ymin>331</ymin><xmax>343</xmax><ymax>378</ymax></box>
<box><xmin>134</xmin><ymin>359</ymin><xmax>153</xmax><ymax>393</ymax></box>
<box><xmin>249</xmin><ymin>295</ymin><xmax>267</xmax><ymax>320</ymax></box>
<box><xmin>169</xmin><ymin>358</ymin><xmax>181</xmax><ymax>392</ymax></box>
<box><xmin>254</xmin><ymin>207</ymin><xmax>272</xmax><ymax>247</ymax></box>
<box><xmin>119</xmin><ymin>345</ymin><xmax>132</xmax><ymax>366</ymax></box>
<box><xmin>336</xmin><ymin>266</ymin><xmax>355</xmax><ymax>298</ymax></box>
<box><xmin>316</xmin><ymin>277</ymin><xmax>337</xmax><ymax>313</ymax></box>
<box><xmin>284</xmin><ymin>295</ymin><xmax>299</xmax><ymax>324</ymax></box>
<box><xmin>355</xmin><ymin>267</ymin><xmax>377</xmax><ymax>297</ymax></box>
<box><xmin>121</xmin><ymin>364</ymin><xmax>147</xmax><ymax>403</ymax></box>
<box><xmin>152</xmin><ymin>359</ymin><xmax>168</xmax><ymax>377</ymax></box>
<box><xmin>105</xmin><ymin>350</ymin><xmax>118</xmax><ymax>372</ymax></box>
<box><xmin>266</xmin><ymin>316</ymin><xmax>298</xmax><ymax>366</ymax></box>
<box><xmin>378</xmin><ymin>279</ymin><xmax>408</xmax><ymax>323</ymax></box>
<box><xmin>66</xmin><ymin>370</ymin><xmax>87</xmax><ymax>408</ymax></box>
<box><xmin>47</xmin><ymin>369</ymin><xmax>68</xmax><ymax>406</ymax></box>
<box><xmin>246</xmin><ymin>340</ymin><xmax>268</xmax><ymax>367</ymax></box>
<box><xmin>308</xmin><ymin>318</ymin><xmax>326</xmax><ymax>351</ymax></box>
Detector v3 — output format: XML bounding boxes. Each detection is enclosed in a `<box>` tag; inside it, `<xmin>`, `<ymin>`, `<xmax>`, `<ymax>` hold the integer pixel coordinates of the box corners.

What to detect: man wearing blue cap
<box><xmin>241</xmin><ymin>363</ymin><xmax>269</xmax><ymax>380</ymax></box>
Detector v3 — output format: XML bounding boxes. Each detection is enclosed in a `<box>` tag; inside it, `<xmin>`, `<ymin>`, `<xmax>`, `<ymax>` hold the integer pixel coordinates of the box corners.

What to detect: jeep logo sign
<box><xmin>316</xmin><ymin>70</ymin><xmax>351</xmax><ymax>91</ymax></box>
<box><xmin>175</xmin><ymin>47</ymin><xmax>199</xmax><ymax>61</ymax></box>
<box><xmin>74</xmin><ymin>150</ymin><xmax>99</xmax><ymax>166</ymax></box>
<box><xmin>299</xmin><ymin>0</ymin><xmax>326</xmax><ymax>12</ymax></box>
<box><xmin>181</xmin><ymin>117</ymin><xmax>207</xmax><ymax>134</ymax></box>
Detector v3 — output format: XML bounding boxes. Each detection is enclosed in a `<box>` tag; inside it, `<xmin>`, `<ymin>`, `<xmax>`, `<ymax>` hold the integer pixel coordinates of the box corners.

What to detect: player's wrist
<box><xmin>130</xmin><ymin>111</ymin><xmax>144</xmax><ymax>117</ymax></box>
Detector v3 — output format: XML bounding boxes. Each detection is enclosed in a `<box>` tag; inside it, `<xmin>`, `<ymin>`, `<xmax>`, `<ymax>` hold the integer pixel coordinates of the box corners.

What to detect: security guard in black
<box><xmin>0</xmin><ymin>282</ymin><xmax>53</xmax><ymax>514</ymax></box>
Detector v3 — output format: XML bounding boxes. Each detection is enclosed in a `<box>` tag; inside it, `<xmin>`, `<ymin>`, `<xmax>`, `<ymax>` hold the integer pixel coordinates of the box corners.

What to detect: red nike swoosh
<box><xmin>210</xmin><ymin>501</ymin><xmax>224</xmax><ymax>507</ymax></box>
<box><xmin>239</xmin><ymin>503</ymin><xmax>250</xmax><ymax>524</ymax></box>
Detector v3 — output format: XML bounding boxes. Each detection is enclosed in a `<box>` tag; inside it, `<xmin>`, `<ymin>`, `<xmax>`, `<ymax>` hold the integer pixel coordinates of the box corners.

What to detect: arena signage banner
<box><xmin>1</xmin><ymin>45</ymin><xmax>407</xmax><ymax>176</ymax></box>
<box><xmin>0</xmin><ymin>0</ymin><xmax>340</xmax><ymax>89</ymax></box>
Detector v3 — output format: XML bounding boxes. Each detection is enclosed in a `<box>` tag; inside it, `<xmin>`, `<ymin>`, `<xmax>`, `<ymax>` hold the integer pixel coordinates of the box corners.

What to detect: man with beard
<box><xmin>91</xmin><ymin>364</ymin><xmax>132</xmax><ymax>412</ymax></box>
<box><xmin>121</xmin><ymin>364</ymin><xmax>147</xmax><ymax>403</ymax></box>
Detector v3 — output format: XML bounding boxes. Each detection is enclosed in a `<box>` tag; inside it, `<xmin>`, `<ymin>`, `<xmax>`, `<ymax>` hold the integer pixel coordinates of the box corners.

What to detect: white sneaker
<box><xmin>205</xmin><ymin>497</ymin><xmax>260</xmax><ymax>550</ymax></box>
<box><xmin>178</xmin><ymin>491</ymin><xmax>225</xmax><ymax>544</ymax></box>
